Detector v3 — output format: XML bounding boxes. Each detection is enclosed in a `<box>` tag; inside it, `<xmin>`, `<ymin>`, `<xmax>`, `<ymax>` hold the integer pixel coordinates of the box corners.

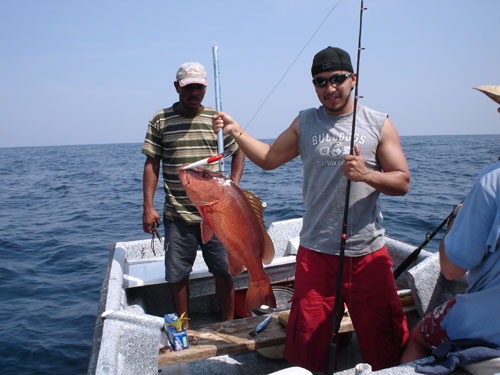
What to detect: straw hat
<box><xmin>473</xmin><ymin>86</ymin><xmax>500</xmax><ymax>105</ymax></box>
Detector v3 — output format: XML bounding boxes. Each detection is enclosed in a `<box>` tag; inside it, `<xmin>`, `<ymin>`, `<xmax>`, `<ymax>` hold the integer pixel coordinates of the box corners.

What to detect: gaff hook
<box><xmin>151</xmin><ymin>222</ymin><xmax>163</xmax><ymax>256</ymax></box>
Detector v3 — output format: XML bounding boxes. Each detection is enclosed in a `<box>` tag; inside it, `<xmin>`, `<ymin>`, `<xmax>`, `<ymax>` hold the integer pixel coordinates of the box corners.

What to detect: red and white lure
<box><xmin>181</xmin><ymin>153</ymin><xmax>224</xmax><ymax>170</ymax></box>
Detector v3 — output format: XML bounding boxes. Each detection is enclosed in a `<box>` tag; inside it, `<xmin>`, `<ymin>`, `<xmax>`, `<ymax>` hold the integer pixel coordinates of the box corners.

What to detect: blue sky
<box><xmin>1</xmin><ymin>0</ymin><xmax>499</xmax><ymax>148</ymax></box>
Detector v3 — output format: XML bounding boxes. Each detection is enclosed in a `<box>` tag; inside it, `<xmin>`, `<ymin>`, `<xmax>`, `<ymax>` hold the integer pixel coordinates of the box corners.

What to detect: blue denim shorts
<box><xmin>163</xmin><ymin>219</ymin><xmax>231</xmax><ymax>283</ymax></box>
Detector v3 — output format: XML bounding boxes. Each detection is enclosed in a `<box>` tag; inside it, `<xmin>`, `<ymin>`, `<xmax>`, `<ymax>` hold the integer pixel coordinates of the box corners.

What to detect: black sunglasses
<box><xmin>312</xmin><ymin>73</ymin><xmax>353</xmax><ymax>88</ymax></box>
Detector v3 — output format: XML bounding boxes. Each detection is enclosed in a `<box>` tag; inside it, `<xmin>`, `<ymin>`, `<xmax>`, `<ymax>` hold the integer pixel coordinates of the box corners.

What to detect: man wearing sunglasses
<box><xmin>213</xmin><ymin>46</ymin><xmax>410</xmax><ymax>372</ymax></box>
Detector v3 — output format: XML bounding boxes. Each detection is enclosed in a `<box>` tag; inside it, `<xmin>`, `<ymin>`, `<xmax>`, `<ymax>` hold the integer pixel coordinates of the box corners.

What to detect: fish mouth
<box><xmin>178</xmin><ymin>167</ymin><xmax>190</xmax><ymax>186</ymax></box>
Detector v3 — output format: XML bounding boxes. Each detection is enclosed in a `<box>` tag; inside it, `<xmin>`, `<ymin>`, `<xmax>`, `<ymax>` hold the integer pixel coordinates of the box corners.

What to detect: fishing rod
<box><xmin>212</xmin><ymin>45</ymin><xmax>225</xmax><ymax>173</ymax></box>
<box><xmin>325</xmin><ymin>1</ymin><xmax>366</xmax><ymax>374</ymax></box>
<box><xmin>183</xmin><ymin>47</ymin><xmax>226</xmax><ymax>172</ymax></box>
<box><xmin>393</xmin><ymin>203</ymin><xmax>461</xmax><ymax>280</ymax></box>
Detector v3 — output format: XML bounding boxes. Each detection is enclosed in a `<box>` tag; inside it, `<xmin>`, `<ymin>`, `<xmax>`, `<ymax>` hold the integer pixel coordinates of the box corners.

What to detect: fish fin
<box><xmin>200</xmin><ymin>220</ymin><xmax>214</xmax><ymax>244</ymax></box>
<box><xmin>261</xmin><ymin>232</ymin><xmax>275</xmax><ymax>265</ymax></box>
<box><xmin>227</xmin><ymin>252</ymin><xmax>246</xmax><ymax>276</ymax></box>
<box><xmin>245</xmin><ymin>278</ymin><xmax>277</xmax><ymax>312</ymax></box>
<box><xmin>242</xmin><ymin>189</ymin><xmax>266</xmax><ymax>219</ymax></box>
<box><xmin>241</xmin><ymin>190</ymin><xmax>275</xmax><ymax>264</ymax></box>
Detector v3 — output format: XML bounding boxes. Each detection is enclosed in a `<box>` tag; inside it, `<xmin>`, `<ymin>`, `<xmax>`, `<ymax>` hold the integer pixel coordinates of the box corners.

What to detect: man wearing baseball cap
<box><xmin>401</xmin><ymin>86</ymin><xmax>500</xmax><ymax>373</ymax></box>
<box><xmin>213</xmin><ymin>46</ymin><xmax>410</xmax><ymax>371</ymax></box>
<box><xmin>142</xmin><ymin>62</ymin><xmax>245</xmax><ymax>326</ymax></box>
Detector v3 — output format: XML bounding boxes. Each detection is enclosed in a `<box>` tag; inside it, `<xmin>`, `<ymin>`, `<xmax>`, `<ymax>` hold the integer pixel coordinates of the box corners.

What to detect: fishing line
<box><xmin>242</xmin><ymin>0</ymin><xmax>344</xmax><ymax>131</ymax></box>
<box><xmin>211</xmin><ymin>0</ymin><xmax>344</xmax><ymax>164</ymax></box>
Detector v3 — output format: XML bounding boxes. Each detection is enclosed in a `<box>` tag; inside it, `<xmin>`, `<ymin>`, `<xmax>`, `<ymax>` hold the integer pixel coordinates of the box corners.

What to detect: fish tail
<box><xmin>245</xmin><ymin>278</ymin><xmax>277</xmax><ymax>312</ymax></box>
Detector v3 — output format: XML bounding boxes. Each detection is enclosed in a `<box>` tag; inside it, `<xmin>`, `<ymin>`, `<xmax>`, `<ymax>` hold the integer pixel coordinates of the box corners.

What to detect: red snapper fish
<box><xmin>178</xmin><ymin>167</ymin><xmax>276</xmax><ymax>312</ymax></box>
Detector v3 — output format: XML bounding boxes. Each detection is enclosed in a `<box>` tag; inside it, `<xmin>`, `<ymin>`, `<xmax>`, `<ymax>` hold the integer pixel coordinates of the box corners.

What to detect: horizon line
<box><xmin>1</xmin><ymin>133</ymin><xmax>500</xmax><ymax>150</ymax></box>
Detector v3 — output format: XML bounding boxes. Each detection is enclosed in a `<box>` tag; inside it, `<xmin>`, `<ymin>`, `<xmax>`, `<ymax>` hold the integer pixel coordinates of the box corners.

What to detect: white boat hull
<box><xmin>88</xmin><ymin>218</ymin><xmax>469</xmax><ymax>375</ymax></box>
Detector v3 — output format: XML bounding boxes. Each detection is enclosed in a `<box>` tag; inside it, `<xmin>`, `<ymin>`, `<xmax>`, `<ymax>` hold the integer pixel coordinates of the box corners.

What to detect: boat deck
<box><xmin>90</xmin><ymin>219</ymin><xmax>478</xmax><ymax>375</ymax></box>
<box><xmin>158</xmin><ymin>311</ymin><xmax>353</xmax><ymax>367</ymax></box>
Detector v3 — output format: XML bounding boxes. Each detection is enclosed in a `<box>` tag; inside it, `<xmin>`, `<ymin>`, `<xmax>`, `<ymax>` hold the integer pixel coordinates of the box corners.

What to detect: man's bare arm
<box><xmin>439</xmin><ymin>204</ymin><xmax>467</xmax><ymax>280</ymax></box>
<box><xmin>143</xmin><ymin>156</ymin><xmax>161</xmax><ymax>233</ymax></box>
<box><xmin>230</xmin><ymin>149</ymin><xmax>245</xmax><ymax>185</ymax></box>
<box><xmin>213</xmin><ymin>112</ymin><xmax>299</xmax><ymax>170</ymax></box>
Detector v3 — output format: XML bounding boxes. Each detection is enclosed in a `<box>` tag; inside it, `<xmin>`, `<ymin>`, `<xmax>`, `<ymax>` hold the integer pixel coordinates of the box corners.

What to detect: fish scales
<box><xmin>178</xmin><ymin>167</ymin><xmax>276</xmax><ymax>312</ymax></box>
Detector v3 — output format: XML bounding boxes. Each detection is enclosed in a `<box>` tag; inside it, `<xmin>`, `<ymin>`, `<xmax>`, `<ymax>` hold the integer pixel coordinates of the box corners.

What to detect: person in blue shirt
<box><xmin>401</xmin><ymin>86</ymin><xmax>500</xmax><ymax>363</ymax></box>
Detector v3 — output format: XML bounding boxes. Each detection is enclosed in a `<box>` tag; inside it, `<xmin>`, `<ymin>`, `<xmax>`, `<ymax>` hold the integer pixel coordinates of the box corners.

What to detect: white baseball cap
<box><xmin>176</xmin><ymin>62</ymin><xmax>207</xmax><ymax>87</ymax></box>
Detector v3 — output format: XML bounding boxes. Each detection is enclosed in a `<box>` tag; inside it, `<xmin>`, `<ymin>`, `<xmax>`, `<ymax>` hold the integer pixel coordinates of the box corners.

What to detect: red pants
<box><xmin>284</xmin><ymin>245</ymin><xmax>409</xmax><ymax>372</ymax></box>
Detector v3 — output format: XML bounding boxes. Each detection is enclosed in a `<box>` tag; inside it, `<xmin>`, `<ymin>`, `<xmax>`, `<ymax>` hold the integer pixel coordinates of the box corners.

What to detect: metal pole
<box><xmin>212</xmin><ymin>46</ymin><xmax>225</xmax><ymax>173</ymax></box>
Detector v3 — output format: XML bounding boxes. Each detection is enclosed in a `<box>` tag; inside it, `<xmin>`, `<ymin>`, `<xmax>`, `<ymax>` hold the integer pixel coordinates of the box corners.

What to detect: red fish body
<box><xmin>178</xmin><ymin>167</ymin><xmax>276</xmax><ymax>312</ymax></box>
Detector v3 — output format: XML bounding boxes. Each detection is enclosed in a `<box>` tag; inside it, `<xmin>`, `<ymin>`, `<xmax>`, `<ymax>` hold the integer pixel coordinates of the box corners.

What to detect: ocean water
<box><xmin>0</xmin><ymin>134</ymin><xmax>499</xmax><ymax>375</ymax></box>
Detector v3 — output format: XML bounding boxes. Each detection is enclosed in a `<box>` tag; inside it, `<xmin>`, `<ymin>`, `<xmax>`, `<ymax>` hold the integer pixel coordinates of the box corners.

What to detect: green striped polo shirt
<box><xmin>142</xmin><ymin>104</ymin><xmax>239</xmax><ymax>224</ymax></box>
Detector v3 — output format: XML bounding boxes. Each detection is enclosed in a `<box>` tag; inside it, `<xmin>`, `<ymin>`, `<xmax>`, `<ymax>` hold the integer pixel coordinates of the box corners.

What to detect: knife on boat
<box><xmin>249</xmin><ymin>315</ymin><xmax>272</xmax><ymax>337</ymax></box>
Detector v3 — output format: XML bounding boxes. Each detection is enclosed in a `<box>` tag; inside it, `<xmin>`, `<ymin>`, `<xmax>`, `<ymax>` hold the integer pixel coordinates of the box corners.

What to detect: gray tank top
<box><xmin>298</xmin><ymin>104</ymin><xmax>386</xmax><ymax>256</ymax></box>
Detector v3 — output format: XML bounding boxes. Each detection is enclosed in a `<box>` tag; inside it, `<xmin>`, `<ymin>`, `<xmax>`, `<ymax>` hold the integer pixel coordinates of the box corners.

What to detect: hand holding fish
<box><xmin>213</xmin><ymin>111</ymin><xmax>244</xmax><ymax>139</ymax></box>
<box><xmin>343</xmin><ymin>145</ymin><xmax>370</xmax><ymax>182</ymax></box>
